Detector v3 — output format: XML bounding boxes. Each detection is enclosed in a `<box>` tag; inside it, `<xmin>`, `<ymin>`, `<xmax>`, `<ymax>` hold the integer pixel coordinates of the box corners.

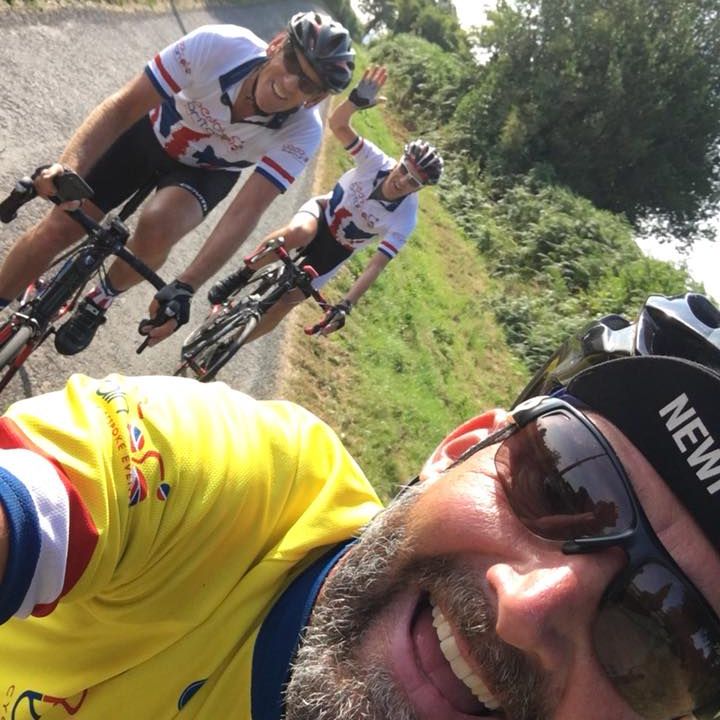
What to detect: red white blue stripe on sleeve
<box><xmin>145</xmin><ymin>55</ymin><xmax>181</xmax><ymax>101</ymax></box>
<box><xmin>346</xmin><ymin>136</ymin><xmax>364</xmax><ymax>156</ymax></box>
<box><xmin>379</xmin><ymin>238</ymin><xmax>401</xmax><ymax>260</ymax></box>
<box><xmin>0</xmin><ymin>445</ymin><xmax>98</xmax><ymax>623</ymax></box>
<box><xmin>255</xmin><ymin>156</ymin><xmax>295</xmax><ymax>193</ymax></box>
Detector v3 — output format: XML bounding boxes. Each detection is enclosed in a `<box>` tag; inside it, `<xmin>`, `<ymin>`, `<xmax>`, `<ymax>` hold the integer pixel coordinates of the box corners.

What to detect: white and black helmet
<box><xmin>403</xmin><ymin>139</ymin><xmax>444</xmax><ymax>185</ymax></box>
<box><xmin>287</xmin><ymin>12</ymin><xmax>355</xmax><ymax>94</ymax></box>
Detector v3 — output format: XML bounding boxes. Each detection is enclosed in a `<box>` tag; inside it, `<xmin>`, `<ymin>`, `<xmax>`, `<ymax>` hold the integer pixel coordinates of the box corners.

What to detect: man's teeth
<box><xmin>431</xmin><ymin>601</ymin><xmax>500</xmax><ymax>710</ymax></box>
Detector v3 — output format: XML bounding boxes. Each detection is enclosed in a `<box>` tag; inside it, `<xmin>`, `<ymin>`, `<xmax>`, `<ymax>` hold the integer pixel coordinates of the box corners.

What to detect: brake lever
<box><xmin>136</xmin><ymin>315</ymin><xmax>166</xmax><ymax>354</ymax></box>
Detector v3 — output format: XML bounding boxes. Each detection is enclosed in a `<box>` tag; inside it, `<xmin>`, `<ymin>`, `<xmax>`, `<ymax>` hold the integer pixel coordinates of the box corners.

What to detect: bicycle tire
<box><xmin>0</xmin><ymin>323</ymin><xmax>34</xmax><ymax>368</ymax></box>
<box><xmin>200</xmin><ymin>314</ymin><xmax>259</xmax><ymax>382</ymax></box>
<box><xmin>179</xmin><ymin>263</ymin><xmax>284</xmax><ymax>357</ymax></box>
<box><xmin>175</xmin><ymin>304</ymin><xmax>257</xmax><ymax>380</ymax></box>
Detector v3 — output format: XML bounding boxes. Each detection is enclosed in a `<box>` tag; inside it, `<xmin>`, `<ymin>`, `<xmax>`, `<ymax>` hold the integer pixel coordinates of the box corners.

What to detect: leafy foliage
<box><xmin>442</xmin><ymin>170</ymin><xmax>702</xmax><ymax>368</ymax></box>
<box><xmin>460</xmin><ymin>0</ymin><xmax>720</xmax><ymax>241</ymax></box>
<box><xmin>360</xmin><ymin>0</ymin><xmax>472</xmax><ymax>54</ymax></box>
<box><xmin>322</xmin><ymin>0</ymin><xmax>364</xmax><ymax>39</ymax></box>
<box><xmin>368</xmin><ymin>34</ymin><xmax>476</xmax><ymax>132</ymax></box>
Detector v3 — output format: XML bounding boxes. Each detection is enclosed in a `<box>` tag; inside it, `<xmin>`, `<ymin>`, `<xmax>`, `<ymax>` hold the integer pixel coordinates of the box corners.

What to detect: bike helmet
<box><xmin>514</xmin><ymin>292</ymin><xmax>720</xmax><ymax>404</ymax></box>
<box><xmin>402</xmin><ymin>140</ymin><xmax>444</xmax><ymax>185</ymax></box>
<box><xmin>287</xmin><ymin>12</ymin><xmax>355</xmax><ymax>94</ymax></box>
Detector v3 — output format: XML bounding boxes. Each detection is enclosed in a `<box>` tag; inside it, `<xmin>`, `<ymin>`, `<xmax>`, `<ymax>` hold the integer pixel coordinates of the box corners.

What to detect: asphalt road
<box><xmin>0</xmin><ymin>0</ymin><xmax>327</xmax><ymax>406</ymax></box>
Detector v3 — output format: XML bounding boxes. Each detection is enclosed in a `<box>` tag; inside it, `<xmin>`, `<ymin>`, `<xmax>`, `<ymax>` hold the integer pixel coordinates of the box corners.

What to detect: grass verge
<box><xmin>278</xmin><ymin>68</ymin><xmax>527</xmax><ymax>500</ymax></box>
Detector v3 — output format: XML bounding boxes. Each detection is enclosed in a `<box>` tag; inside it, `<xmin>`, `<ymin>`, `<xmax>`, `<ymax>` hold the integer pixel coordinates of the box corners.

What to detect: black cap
<box><xmin>566</xmin><ymin>356</ymin><xmax>720</xmax><ymax>550</ymax></box>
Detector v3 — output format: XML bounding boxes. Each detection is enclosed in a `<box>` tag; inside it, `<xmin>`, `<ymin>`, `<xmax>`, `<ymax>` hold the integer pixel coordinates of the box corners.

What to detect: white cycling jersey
<box><xmin>319</xmin><ymin>136</ymin><xmax>419</xmax><ymax>259</ymax></box>
<box><xmin>145</xmin><ymin>24</ymin><xmax>322</xmax><ymax>192</ymax></box>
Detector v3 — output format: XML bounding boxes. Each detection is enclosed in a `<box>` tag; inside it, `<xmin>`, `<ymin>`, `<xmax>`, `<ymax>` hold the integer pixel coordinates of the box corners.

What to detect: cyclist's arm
<box><xmin>177</xmin><ymin>172</ymin><xmax>280</xmax><ymax>290</ymax></box>
<box><xmin>35</xmin><ymin>74</ymin><xmax>162</xmax><ymax>198</ymax></box>
<box><xmin>328</xmin><ymin>65</ymin><xmax>386</xmax><ymax>148</ymax></box>
<box><xmin>328</xmin><ymin>97</ymin><xmax>362</xmax><ymax>148</ymax></box>
<box><xmin>60</xmin><ymin>73</ymin><xmax>161</xmax><ymax>176</ymax></box>
<box><xmin>343</xmin><ymin>250</ymin><xmax>391</xmax><ymax>307</ymax></box>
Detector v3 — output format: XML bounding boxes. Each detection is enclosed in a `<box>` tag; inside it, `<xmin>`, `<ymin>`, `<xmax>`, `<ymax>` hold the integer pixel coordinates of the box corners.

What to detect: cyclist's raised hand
<box><xmin>140</xmin><ymin>280</ymin><xmax>194</xmax><ymax>346</ymax></box>
<box><xmin>348</xmin><ymin>65</ymin><xmax>387</xmax><ymax>110</ymax></box>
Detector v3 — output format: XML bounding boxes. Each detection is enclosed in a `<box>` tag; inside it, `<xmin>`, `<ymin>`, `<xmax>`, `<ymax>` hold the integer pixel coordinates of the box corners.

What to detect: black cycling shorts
<box><xmin>296</xmin><ymin>208</ymin><xmax>353</xmax><ymax>278</ymax></box>
<box><xmin>85</xmin><ymin>115</ymin><xmax>239</xmax><ymax>216</ymax></box>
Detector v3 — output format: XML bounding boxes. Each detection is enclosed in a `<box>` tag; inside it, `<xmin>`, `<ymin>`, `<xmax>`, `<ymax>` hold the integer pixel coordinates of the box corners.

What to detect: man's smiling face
<box><xmin>253</xmin><ymin>34</ymin><xmax>326</xmax><ymax>114</ymax></box>
<box><xmin>284</xmin><ymin>408</ymin><xmax>720</xmax><ymax>720</ymax></box>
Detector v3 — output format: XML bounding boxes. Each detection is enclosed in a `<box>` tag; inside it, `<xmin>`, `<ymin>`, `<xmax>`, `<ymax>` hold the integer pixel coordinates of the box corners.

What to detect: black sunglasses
<box><xmin>423</xmin><ymin>395</ymin><xmax>720</xmax><ymax>720</ymax></box>
<box><xmin>281</xmin><ymin>41</ymin><xmax>325</xmax><ymax>96</ymax></box>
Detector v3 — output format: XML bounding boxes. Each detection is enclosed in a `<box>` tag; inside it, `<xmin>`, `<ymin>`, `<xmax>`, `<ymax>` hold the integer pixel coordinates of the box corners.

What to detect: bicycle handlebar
<box><xmin>2</xmin><ymin>171</ymin><xmax>167</xmax><ymax>355</ymax></box>
<box><xmin>0</xmin><ymin>177</ymin><xmax>36</xmax><ymax>223</ymax></box>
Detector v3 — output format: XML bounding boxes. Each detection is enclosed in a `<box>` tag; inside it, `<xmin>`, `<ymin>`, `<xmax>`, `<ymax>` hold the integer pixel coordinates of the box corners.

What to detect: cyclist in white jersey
<box><xmin>0</xmin><ymin>12</ymin><xmax>355</xmax><ymax>355</ymax></box>
<box><xmin>208</xmin><ymin>65</ymin><xmax>444</xmax><ymax>339</ymax></box>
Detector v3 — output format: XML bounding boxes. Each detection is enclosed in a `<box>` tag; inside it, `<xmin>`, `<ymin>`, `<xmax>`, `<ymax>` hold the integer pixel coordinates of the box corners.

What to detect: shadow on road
<box><xmin>169</xmin><ymin>0</ymin><xmax>188</xmax><ymax>35</ymax></box>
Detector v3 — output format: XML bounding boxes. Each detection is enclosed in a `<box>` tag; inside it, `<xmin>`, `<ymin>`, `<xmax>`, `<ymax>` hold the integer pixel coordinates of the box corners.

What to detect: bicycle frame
<box><xmin>177</xmin><ymin>238</ymin><xmax>330</xmax><ymax>382</ymax></box>
<box><xmin>0</xmin><ymin>175</ymin><xmax>166</xmax><ymax>391</ymax></box>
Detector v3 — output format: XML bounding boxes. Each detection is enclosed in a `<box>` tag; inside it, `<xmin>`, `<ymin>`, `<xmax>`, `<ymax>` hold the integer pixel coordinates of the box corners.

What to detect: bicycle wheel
<box><xmin>0</xmin><ymin>323</ymin><xmax>35</xmax><ymax>392</ymax></box>
<box><xmin>176</xmin><ymin>310</ymin><xmax>258</xmax><ymax>381</ymax></box>
<box><xmin>200</xmin><ymin>314</ymin><xmax>259</xmax><ymax>382</ymax></box>
<box><xmin>176</xmin><ymin>264</ymin><xmax>284</xmax><ymax>376</ymax></box>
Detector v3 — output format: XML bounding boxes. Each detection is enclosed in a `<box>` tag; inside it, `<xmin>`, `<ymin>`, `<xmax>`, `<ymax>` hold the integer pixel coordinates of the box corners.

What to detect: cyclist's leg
<box><xmin>102</xmin><ymin>166</ymin><xmax>239</xmax><ymax>291</ymax></box>
<box><xmin>208</xmin><ymin>198</ymin><xmax>321</xmax><ymax>304</ymax></box>
<box><xmin>244</xmin><ymin>213</ymin><xmax>352</xmax><ymax>342</ymax></box>
<box><xmin>0</xmin><ymin>116</ymin><xmax>164</xmax><ymax>305</ymax></box>
<box><xmin>243</xmin><ymin>287</ymin><xmax>307</xmax><ymax>343</ymax></box>
<box><xmin>0</xmin><ymin>207</ymin><xmax>94</xmax><ymax>303</ymax></box>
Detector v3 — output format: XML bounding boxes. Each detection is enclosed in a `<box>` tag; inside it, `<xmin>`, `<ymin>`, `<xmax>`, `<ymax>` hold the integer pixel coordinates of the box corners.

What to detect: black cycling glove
<box><xmin>154</xmin><ymin>280</ymin><xmax>194</xmax><ymax>329</ymax></box>
<box><xmin>349</xmin><ymin>76</ymin><xmax>382</xmax><ymax>109</ymax></box>
<box><xmin>322</xmin><ymin>299</ymin><xmax>353</xmax><ymax>334</ymax></box>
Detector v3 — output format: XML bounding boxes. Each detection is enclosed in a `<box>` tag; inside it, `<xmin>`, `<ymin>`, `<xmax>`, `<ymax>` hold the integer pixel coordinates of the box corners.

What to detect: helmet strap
<box><xmin>244</xmin><ymin>65</ymin><xmax>269</xmax><ymax>116</ymax></box>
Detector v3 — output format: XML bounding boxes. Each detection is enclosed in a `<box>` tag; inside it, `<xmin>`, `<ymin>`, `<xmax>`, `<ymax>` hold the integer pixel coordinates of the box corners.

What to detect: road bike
<box><xmin>0</xmin><ymin>170</ymin><xmax>167</xmax><ymax>393</ymax></box>
<box><xmin>175</xmin><ymin>237</ymin><xmax>334</xmax><ymax>382</ymax></box>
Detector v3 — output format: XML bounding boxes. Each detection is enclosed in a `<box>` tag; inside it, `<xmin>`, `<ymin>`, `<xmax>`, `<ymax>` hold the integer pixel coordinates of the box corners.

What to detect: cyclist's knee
<box><xmin>283</xmin><ymin>220</ymin><xmax>316</xmax><ymax>250</ymax></box>
<box><xmin>31</xmin><ymin>210</ymin><xmax>84</xmax><ymax>251</ymax></box>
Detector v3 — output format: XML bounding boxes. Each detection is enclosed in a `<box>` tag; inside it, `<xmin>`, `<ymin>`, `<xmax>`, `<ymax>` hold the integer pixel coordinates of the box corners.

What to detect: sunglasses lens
<box><xmin>283</xmin><ymin>43</ymin><xmax>322</xmax><ymax>95</ymax></box>
<box><xmin>495</xmin><ymin>410</ymin><xmax>635</xmax><ymax>540</ymax></box>
<box><xmin>594</xmin><ymin>562</ymin><xmax>720</xmax><ymax>720</ymax></box>
<box><xmin>399</xmin><ymin>162</ymin><xmax>422</xmax><ymax>188</ymax></box>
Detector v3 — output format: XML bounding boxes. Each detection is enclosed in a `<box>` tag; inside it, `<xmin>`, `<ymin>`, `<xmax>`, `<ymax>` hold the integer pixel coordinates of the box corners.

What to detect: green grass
<box><xmin>280</xmin><ymin>52</ymin><xmax>527</xmax><ymax>500</ymax></box>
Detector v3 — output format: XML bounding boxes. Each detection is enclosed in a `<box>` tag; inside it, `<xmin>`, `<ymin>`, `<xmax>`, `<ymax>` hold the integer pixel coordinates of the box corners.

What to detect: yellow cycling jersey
<box><xmin>0</xmin><ymin>374</ymin><xmax>383</xmax><ymax>718</ymax></box>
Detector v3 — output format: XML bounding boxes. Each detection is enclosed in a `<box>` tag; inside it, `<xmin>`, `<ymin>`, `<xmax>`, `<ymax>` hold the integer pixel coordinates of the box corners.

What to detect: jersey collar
<box><xmin>250</xmin><ymin>539</ymin><xmax>355</xmax><ymax>720</ymax></box>
<box><xmin>370</xmin><ymin>169</ymin><xmax>407</xmax><ymax>211</ymax></box>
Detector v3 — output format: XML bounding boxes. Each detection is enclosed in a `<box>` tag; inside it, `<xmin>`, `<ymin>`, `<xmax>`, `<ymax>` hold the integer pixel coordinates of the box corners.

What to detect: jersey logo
<box><xmin>9</xmin><ymin>688</ymin><xmax>87</xmax><ymax>719</ymax></box>
<box><xmin>178</xmin><ymin>680</ymin><xmax>207</xmax><ymax>710</ymax></box>
<box><xmin>192</xmin><ymin>145</ymin><xmax>253</xmax><ymax>170</ymax></box>
<box><xmin>329</xmin><ymin>207</ymin><xmax>352</xmax><ymax>237</ymax></box>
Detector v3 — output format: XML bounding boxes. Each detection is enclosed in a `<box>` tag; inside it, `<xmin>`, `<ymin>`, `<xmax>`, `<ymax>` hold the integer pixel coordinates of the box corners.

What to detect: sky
<box><xmin>451</xmin><ymin>0</ymin><xmax>495</xmax><ymax>28</ymax></box>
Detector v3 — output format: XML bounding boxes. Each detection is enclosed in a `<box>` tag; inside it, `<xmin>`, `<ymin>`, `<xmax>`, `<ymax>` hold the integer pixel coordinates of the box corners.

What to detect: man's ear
<box><xmin>266</xmin><ymin>31</ymin><xmax>286</xmax><ymax>56</ymax></box>
<box><xmin>419</xmin><ymin>410</ymin><xmax>509</xmax><ymax>482</ymax></box>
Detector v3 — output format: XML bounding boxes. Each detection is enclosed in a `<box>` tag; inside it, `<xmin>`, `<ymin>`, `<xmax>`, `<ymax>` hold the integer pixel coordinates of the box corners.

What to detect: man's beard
<box><xmin>284</xmin><ymin>486</ymin><xmax>549</xmax><ymax>720</ymax></box>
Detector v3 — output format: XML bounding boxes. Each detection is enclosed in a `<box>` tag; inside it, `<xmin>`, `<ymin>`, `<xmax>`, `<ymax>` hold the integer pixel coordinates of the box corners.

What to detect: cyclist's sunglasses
<box><xmin>281</xmin><ymin>41</ymin><xmax>326</xmax><ymax>95</ymax></box>
<box><xmin>445</xmin><ymin>395</ymin><xmax>720</xmax><ymax>720</ymax></box>
<box><xmin>397</xmin><ymin>159</ymin><xmax>424</xmax><ymax>189</ymax></box>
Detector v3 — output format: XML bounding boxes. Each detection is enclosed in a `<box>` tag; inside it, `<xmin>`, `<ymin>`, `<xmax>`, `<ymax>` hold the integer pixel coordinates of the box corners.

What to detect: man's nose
<box><xmin>486</xmin><ymin>549</ymin><xmax>626</xmax><ymax>667</ymax></box>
